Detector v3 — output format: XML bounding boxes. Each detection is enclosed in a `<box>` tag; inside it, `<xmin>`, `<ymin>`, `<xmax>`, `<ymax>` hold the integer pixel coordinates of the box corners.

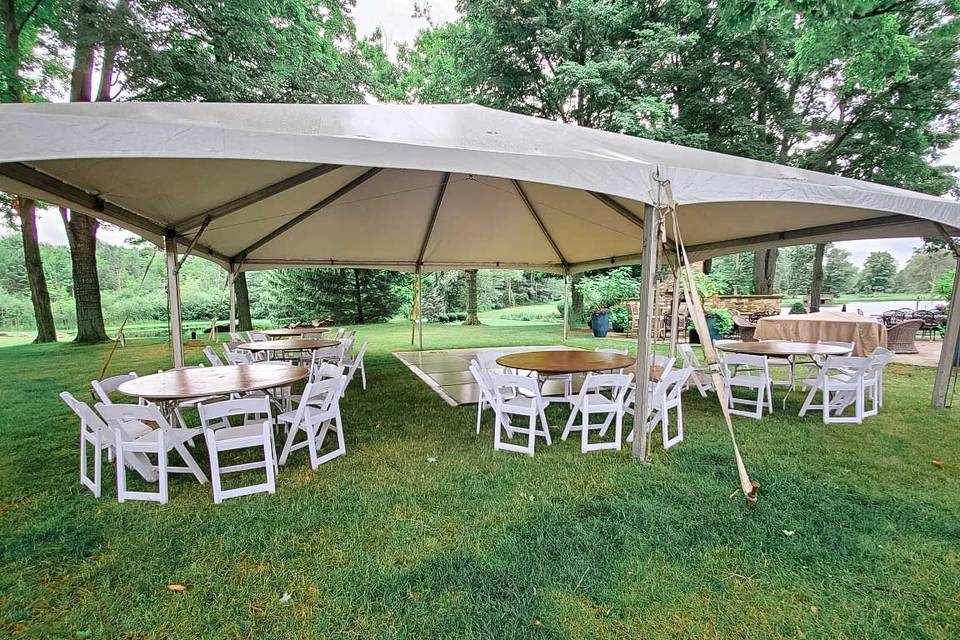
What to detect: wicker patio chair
<box><xmin>887</xmin><ymin>318</ymin><xmax>924</xmax><ymax>354</ymax></box>
<box><xmin>732</xmin><ymin>314</ymin><xmax>758</xmax><ymax>342</ymax></box>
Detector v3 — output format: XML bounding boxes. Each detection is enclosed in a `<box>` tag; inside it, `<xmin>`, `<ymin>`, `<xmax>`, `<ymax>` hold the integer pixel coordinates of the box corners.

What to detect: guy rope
<box><xmin>651</xmin><ymin>170</ymin><xmax>760</xmax><ymax>506</ymax></box>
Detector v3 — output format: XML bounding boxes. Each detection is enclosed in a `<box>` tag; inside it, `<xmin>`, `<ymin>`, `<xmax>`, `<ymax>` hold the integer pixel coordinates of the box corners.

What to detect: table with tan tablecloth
<box><xmin>754</xmin><ymin>311</ymin><xmax>888</xmax><ymax>356</ymax></box>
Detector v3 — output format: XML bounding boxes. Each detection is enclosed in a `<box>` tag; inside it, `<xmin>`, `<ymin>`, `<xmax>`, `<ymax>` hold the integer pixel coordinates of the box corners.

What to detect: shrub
<box><xmin>788</xmin><ymin>302</ymin><xmax>807</xmax><ymax>314</ymax></box>
<box><xmin>609</xmin><ymin>305</ymin><xmax>629</xmax><ymax>332</ymax></box>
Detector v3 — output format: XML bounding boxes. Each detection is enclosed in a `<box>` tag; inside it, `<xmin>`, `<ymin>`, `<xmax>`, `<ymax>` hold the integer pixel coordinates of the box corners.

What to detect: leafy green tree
<box><xmin>262</xmin><ymin>268</ymin><xmax>405</xmax><ymax>325</ymax></box>
<box><xmin>776</xmin><ymin>245</ymin><xmax>817</xmax><ymax>296</ymax></box>
<box><xmin>858</xmin><ymin>251</ymin><xmax>899</xmax><ymax>294</ymax></box>
<box><xmin>710</xmin><ymin>253</ymin><xmax>753</xmax><ymax>294</ymax></box>
<box><xmin>822</xmin><ymin>246</ymin><xmax>858</xmax><ymax>294</ymax></box>
<box><xmin>894</xmin><ymin>248</ymin><xmax>955</xmax><ymax>294</ymax></box>
<box><xmin>932</xmin><ymin>270</ymin><xmax>956</xmax><ymax>300</ymax></box>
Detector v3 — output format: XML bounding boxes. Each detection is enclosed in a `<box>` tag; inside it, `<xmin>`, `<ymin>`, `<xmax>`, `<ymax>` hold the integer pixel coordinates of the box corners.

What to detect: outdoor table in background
<box><xmin>755</xmin><ymin>311</ymin><xmax>887</xmax><ymax>356</ymax></box>
<box><xmin>496</xmin><ymin>350</ymin><xmax>638</xmax><ymax>378</ymax></box>
<box><xmin>237</xmin><ymin>339</ymin><xmax>340</xmax><ymax>363</ymax></box>
<box><xmin>263</xmin><ymin>327</ymin><xmax>331</xmax><ymax>339</ymax></box>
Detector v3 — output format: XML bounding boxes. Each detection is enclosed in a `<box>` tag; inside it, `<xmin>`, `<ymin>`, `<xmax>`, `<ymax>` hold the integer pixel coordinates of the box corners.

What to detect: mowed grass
<box><xmin>0</xmin><ymin>322</ymin><xmax>958</xmax><ymax>639</ymax></box>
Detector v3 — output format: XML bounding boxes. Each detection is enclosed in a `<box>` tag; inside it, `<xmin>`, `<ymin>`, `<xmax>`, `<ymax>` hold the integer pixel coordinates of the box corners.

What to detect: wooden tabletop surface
<box><xmin>237</xmin><ymin>339</ymin><xmax>339</xmax><ymax>351</ymax></box>
<box><xmin>263</xmin><ymin>327</ymin><xmax>331</xmax><ymax>337</ymax></box>
<box><xmin>715</xmin><ymin>341</ymin><xmax>852</xmax><ymax>357</ymax></box>
<box><xmin>497</xmin><ymin>350</ymin><xmax>636</xmax><ymax>375</ymax></box>
<box><xmin>118</xmin><ymin>363</ymin><xmax>308</xmax><ymax>401</ymax></box>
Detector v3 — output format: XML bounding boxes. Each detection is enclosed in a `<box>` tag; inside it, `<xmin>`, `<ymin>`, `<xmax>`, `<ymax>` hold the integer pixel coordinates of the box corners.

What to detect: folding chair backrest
<box><xmin>228</xmin><ymin>331</ymin><xmax>244</xmax><ymax>342</ymax></box>
<box><xmin>224</xmin><ymin>349</ymin><xmax>253</xmax><ymax>365</ymax></box>
<box><xmin>247</xmin><ymin>331</ymin><xmax>268</xmax><ymax>342</ymax></box>
<box><xmin>295</xmin><ymin>375</ymin><xmax>345</xmax><ymax>421</ymax></box>
<box><xmin>582</xmin><ymin>372</ymin><xmax>633</xmax><ymax>404</ymax></box>
<box><xmin>339</xmin><ymin>337</ymin><xmax>355</xmax><ymax>357</ymax></box>
<box><xmin>203</xmin><ymin>346</ymin><xmax>224</xmax><ymax>367</ymax></box>
<box><xmin>311</xmin><ymin>360</ymin><xmax>345</xmax><ymax>383</ymax></box>
<box><xmin>677</xmin><ymin>343</ymin><xmax>703</xmax><ymax>369</ymax></box>
<box><xmin>97</xmin><ymin>402</ymin><xmax>170</xmax><ymax>435</ymax></box>
<box><xmin>721</xmin><ymin>353</ymin><xmax>769</xmax><ymax>378</ymax></box>
<box><xmin>477</xmin><ymin>350</ymin><xmax>504</xmax><ymax>372</ymax></box>
<box><xmin>822</xmin><ymin>356</ymin><xmax>870</xmax><ymax>378</ymax></box>
<box><xmin>661</xmin><ymin>367</ymin><xmax>694</xmax><ymax>402</ymax></box>
<box><xmin>653</xmin><ymin>355</ymin><xmax>676</xmax><ymax>378</ymax></box>
<box><xmin>197</xmin><ymin>396</ymin><xmax>271</xmax><ymax>429</ymax></box>
<box><xmin>61</xmin><ymin>391</ymin><xmax>110</xmax><ymax>436</ymax></box>
<box><xmin>91</xmin><ymin>372</ymin><xmax>138</xmax><ymax>405</ymax></box>
<box><xmin>469</xmin><ymin>360</ymin><xmax>495</xmax><ymax>405</ymax></box>
<box><xmin>347</xmin><ymin>342</ymin><xmax>368</xmax><ymax>376</ymax></box>
<box><xmin>489</xmin><ymin>372</ymin><xmax>539</xmax><ymax>402</ymax></box>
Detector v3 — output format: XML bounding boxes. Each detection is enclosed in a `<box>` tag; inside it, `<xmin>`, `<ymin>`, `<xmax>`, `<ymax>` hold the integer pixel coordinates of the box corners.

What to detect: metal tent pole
<box><xmin>632</xmin><ymin>203</ymin><xmax>661</xmax><ymax>461</ymax></box>
<box><xmin>417</xmin><ymin>268</ymin><xmax>424</xmax><ymax>351</ymax></box>
<box><xmin>562</xmin><ymin>272</ymin><xmax>570</xmax><ymax>342</ymax></box>
<box><xmin>933</xmin><ymin>257</ymin><xmax>960</xmax><ymax>407</ymax></box>
<box><xmin>164</xmin><ymin>233</ymin><xmax>185</xmax><ymax>368</ymax></box>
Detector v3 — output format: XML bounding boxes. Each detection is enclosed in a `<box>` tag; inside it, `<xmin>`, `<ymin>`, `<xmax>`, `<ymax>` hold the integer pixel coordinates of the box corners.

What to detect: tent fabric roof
<box><xmin>0</xmin><ymin>102</ymin><xmax>957</xmax><ymax>274</ymax></box>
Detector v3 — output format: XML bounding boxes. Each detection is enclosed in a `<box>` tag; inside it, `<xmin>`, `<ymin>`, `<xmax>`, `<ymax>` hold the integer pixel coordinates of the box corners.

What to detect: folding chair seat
<box><xmin>561</xmin><ymin>373</ymin><xmax>633</xmax><ymax>452</ymax></box>
<box><xmin>97</xmin><ymin>402</ymin><xmax>207</xmax><ymax>504</ymax></box>
<box><xmin>197</xmin><ymin>397</ymin><xmax>277</xmax><ymax>503</ymax></box>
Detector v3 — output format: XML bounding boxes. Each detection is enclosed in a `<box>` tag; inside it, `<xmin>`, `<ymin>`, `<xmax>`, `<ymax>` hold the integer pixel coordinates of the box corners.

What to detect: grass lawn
<box><xmin>478</xmin><ymin>302</ymin><xmax>563</xmax><ymax>326</ymax></box>
<box><xmin>1</xmin><ymin>322</ymin><xmax>958</xmax><ymax>639</ymax></box>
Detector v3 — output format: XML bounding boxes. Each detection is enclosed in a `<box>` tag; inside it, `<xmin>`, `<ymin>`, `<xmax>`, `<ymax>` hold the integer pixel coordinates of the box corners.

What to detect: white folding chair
<box><xmin>97</xmin><ymin>402</ymin><xmax>207</xmax><ymax>504</ymax></box>
<box><xmin>720</xmin><ymin>352</ymin><xmax>772</xmax><ymax>420</ymax></box>
<box><xmin>488</xmin><ymin>373</ymin><xmax>551</xmax><ymax>456</ymax></box>
<box><xmin>61</xmin><ymin>391</ymin><xmax>154</xmax><ymax>497</ymax></box>
<box><xmin>799</xmin><ymin>356</ymin><xmax>871</xmax><ymax>424</ymax></box>
<box><xmin>247</xmin><ymin>331</ymin><xmax>268</xmax><ymax>342</ymax></box>
<box><xmin>277</xmin><ymin>375</ymin><xmax>347</xmax><ymax>469</ymax></box>
<box><xmin>91</xmin><ymin>372</ymin><xmax>139</xmax><ymax>405</ymax></box>
<box><xmin>642</xmin><ymin>367</ymin><xmax>694</xmax><ymax>450</ymax></box>
<box><xmin>677</xmin><ymin>343</ymin><xmax>714</xmax><ymax>397</ymax></box>
<box><xmin>228</xmin><ymin>331</ymin><xmax>245</xmax><ymax>342</ymax></box>
<box><xmin>203</xmin><ymin>345</ymin><xmax>225</xmax><ymax>367</ymax></box>
<box><xmin>224</xmin><ymin>347</ymin><xmax>255</xmax><ymax>365</ymax></box>
<box><xmin>864</xmin><ymin>346</ymin><xmax>895</xmax><ymax>414</ymax></box>
<box><xmin>197</xmin><ymin>397</ymin><xmax>277</xmax><ymax>503</ymax></box>
<box><xmin>343</xmin><ymin>341</ymin><xmax>368</xmax><ymax>391</ymax></box>
<box><xmin>562</xmin><ymin>372</ymin><xmax>633</xmax><ymax>452</ymax></box>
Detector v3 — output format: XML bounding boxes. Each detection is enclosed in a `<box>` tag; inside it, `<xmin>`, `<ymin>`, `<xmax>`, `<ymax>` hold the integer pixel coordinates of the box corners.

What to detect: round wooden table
<box><xmin>714</xmin><ymin>341</ymin><xmax>851</xmax><ymax>358</ymax></box>
<box><xmin>237</xmin><ymin>339</ymin><xmax>339</xmax><ymax>362</ymax></box>
<box><xmin>496</xmin><ymin>350</ymin><xmax>636</xmax><ymax>376</ymax></box>
<box><xmin>263</xmin><ymin>327</ymin><xmax>330</xmax><ymax>339</ymax></box>
<box><xmin>118</xmin><ymin>363</ymin><xmax>309</xmax><ymax>415</ymax></box>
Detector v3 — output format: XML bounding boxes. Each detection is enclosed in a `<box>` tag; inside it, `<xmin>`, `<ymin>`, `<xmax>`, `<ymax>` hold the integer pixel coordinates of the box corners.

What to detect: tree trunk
<box><xmin>753</xmin><ymin>248</ymin><xmax>778</xmax><ymax>295</ymax></box>
<box><xmin>353</xmin><ymin>269</ymin><xmax>365</xmax><ymax>324</ymax></box>
<box><xmin>702</xmin><ymin>258</ymin><xmax>713</xmax><ymax>275</ymax></box>
<box><xmin>2</xmin><ymin>0</ymin><xmax>23</xmax><ymax>103</ymax></box>
<box><xmin>234</xmin><ymin>271</ymin><xmax>253</xmax><ymax>331</ymax></box>
<box><xmin>62</xmin><ymin>208</ymin><xmax>109</xmax><ymax>342</ymax></box>
<box><xmin>18</xmin><ymin>197</ymin><xmax>57</xmax><ymax>342</ymax></box>
<box><xmin>571</xmin><ymin>272</ymin><xmax>584</xmax><ymax>325</ymax></box>
<box><xmin>463</xmin><ymin>269</ymin><xmax>480</xmax><ymax>325</ymax></box>
<box><xmin>809</xmin><ymin>243</ymin><xmax>825</xmax><ymax>312</ymax></box>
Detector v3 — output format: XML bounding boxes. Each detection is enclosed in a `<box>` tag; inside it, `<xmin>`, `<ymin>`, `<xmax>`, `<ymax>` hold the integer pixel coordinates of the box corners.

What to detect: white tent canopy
<box><xmin>1</xmin><ymin>102</ymin><xmax>957</xmax><ymax>412</ymax></box>
<box><xmin>1</xmin><ymin>102</ymin><xmax>958</xmax><ymax>275</ymax></box>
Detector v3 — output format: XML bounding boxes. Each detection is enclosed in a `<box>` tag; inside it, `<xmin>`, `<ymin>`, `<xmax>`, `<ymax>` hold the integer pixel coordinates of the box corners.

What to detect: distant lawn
<box><xmin>478</xmin><ymin>302</ymin><xmax>563</xmax><ymax>326</ymax></box>
<box><xmin>782</xmin><ymin>293</ymin><xmax>941</xmax><ymax>305</ymax></box>
<box><xmin>0</xmin><ymin>322</ymin><xmax>958</xmax><ymax>638</ymax></box>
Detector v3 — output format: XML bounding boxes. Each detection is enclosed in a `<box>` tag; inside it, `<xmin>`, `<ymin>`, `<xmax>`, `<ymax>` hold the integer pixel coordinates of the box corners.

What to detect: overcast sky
<box><xmin>19</xmin><ymin>0</ymin><xmax>958</xmax><ymax>268</ymax></box>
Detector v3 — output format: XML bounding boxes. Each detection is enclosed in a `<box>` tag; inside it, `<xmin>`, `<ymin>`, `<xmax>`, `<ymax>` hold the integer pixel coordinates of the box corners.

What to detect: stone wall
<box><xmin>714</xmin><ymin>295</ymin><xmax>783</xmax><ymax>315</ymax></box>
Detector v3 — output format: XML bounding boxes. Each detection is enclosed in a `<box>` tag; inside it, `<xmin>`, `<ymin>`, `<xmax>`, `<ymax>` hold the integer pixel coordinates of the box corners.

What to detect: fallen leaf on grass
<box><xmin>168</xmin><ymin>584</ymin><xmax>188</xmax><ymax>592</ymax></box>
<box><xmin>932</xmin><ymin>459</ymin><xmax>944</xmax><ymax>468</ymax></box>
<box><xmin>426</xmin><ymin>457</ymin><xmax>437</xmax><ymax>463</ymax></box>
<box><xmin>279</xmin><ymin>592</ymin><xmax>292</xmax><ymax>603</ymax></box>
<box><xmin>782</xmin><ymin>530</ymin><xmax>796</xmax><ymax>536</ymax></box>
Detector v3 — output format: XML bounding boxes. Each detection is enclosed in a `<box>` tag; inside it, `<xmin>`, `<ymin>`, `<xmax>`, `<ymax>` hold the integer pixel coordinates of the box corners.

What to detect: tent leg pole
<box><xmin>632</xmin><ymin>204</ymin><xmax>660</xmax><ymax>462</ymax></box>
<box><xmin>165</xmin><ymin>233</ymin><xmax>184</xmax><ymax>368</ymax></box>
<box><xmin>669</xmin><ymin>265</ymin><xmax>680</xmax><ymax>358</ymax></box>
<box><xmin>932</xmin><ymin>257</ymin><xmax>960</xmax><ymax>407</ymax></box>
<box><xmin>228</xmin><ymin>265</ymin><xmax>237</xmax><ymax>335</ymax></box>
<box><xmin>562</xmin><ymin>272</ymin><xmax>570</xmax><ymax>343</ymax></box>
<box><xmin>417</xmin><ymin>268</ymin><xmax>424</xmax><ymax>352</ymax></box>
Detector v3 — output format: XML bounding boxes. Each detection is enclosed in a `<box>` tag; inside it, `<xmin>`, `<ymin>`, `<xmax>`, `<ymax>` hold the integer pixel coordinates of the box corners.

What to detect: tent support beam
<box><xmin>416</xmin><ymin>173</ymin><xmax>450</xmax><ymax>265</ymax></box>
<box><xmin>669</xmin><ymin>265</ymin><xmax>680</xmax><ymax>357</ymax></box>
<box><xmin>632</xmin><ymin>203</ymin><xmax>660</xmax><ymax>462</ymax></box>
<box><xmin>562</xmin><ymin>271</ymin><xmax>570</xmax><ymax>342</ymax></box>
<box><xmin>513</xmin><ymin>180</ymin><xmax>569</xmax><ymax>268</ymax></box>
<box><xmin>228</xmin><ymin>263</ymin><xmax>239</xmax><ymax>334</ymax></box>
<box><xmin>234</xmin><ymin>167</ymin><xmax>382</xmax><ymax>261</ymax></box>
<box><xmin>589</xmin><ymin>191</ymin><xmax>645</xmax><ymax>229</ymax></box>
<box><xmin>0</xmin><ymin>162</ymin><xmax>231</xmax><ymax>265</ymax></box>
<box><xmin>174</xmin><ymin>164</ymin><xmax>341</xmax><ymax>235</ymax></box>
<box><xmin>933</xmin><ymin>254</ymin><xmax>960</xmax><ymax>408</ymax></box>
<box><xmin>177</xmin><ymin>215</ymin><xmax>212</xmax><ymax>270</ymax></box>
<box><xmin>165</xmin><ymin>232</ymin><xmax>184</xmax><ymax>368</ymax></box>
